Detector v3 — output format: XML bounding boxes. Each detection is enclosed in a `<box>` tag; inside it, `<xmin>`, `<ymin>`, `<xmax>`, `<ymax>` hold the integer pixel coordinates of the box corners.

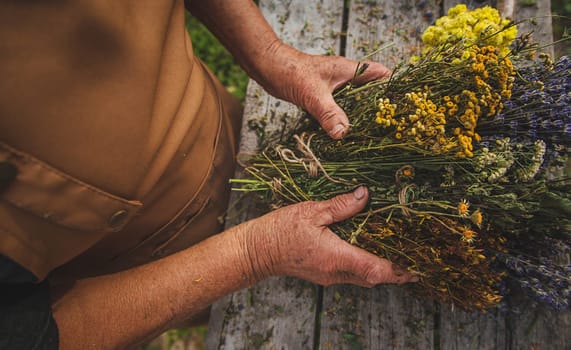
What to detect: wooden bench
<box><xmin>206</xmin><ymin>1</ymin><xmax>570</xmax><ymax>348</ymax></box>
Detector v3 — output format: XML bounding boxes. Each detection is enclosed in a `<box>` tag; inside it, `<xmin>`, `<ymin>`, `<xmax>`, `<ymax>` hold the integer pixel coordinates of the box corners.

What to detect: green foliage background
<box><xmin>185</xmin><ymin>15</ymin><xmax>249</xmax><ymax>102</ymax></box>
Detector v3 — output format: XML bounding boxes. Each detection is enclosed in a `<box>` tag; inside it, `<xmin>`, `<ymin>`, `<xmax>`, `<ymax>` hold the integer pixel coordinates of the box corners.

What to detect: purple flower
<box><xmin>477</xmin><ymin>56</ymin><xmax>571</xmax><ymax>147</ymax></box>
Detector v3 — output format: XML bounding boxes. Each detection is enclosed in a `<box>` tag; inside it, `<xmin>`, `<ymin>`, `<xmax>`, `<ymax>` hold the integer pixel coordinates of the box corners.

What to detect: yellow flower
<box><xmin>460</xmin><ymin>227</ymin><xmax>477</xmax><ymax>243</ymax></box>
<box><xmin>457</xmin><ymin>199</ymin><xmax>470</xmax><ymax>217</ymax></box>
<box><xmin>471</xmin><ymin>209</ymin><xmax>483</xmax><ymax>228</ymax></box>
<box><xmin>402</xmin><ymin>167</ymin><xmax>414</xmax><ymax>177</ymax></box>
<box><xmin>447</xmin><ymin>3</ymin><xmax>467</xmax><ymax>17</ymax></box>
<box><xmin>461</xmin><ymin>50</ymin><xmax>471</xmax><ymax>60</ymax></box>
<box><xmin>421</xmin><ymin>4</ymin><xmax>517</xmax><ymax>56</ymax></box>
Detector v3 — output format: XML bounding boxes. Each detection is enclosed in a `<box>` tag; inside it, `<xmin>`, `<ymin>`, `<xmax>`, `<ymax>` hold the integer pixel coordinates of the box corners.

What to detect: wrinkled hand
<box><xmin>238</xmin><ymin>187</ymin><xmax>417</xmax><ymax>287</ymax></box>
<box><xmin>256</xmin><ymin>42</ymin><xmax>391</xmax><ymax>139</ymax></box>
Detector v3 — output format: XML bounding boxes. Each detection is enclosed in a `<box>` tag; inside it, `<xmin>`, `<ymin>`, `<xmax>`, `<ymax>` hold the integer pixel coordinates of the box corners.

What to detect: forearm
<box><xmin>52</xmin><ymin>225</ymin><xmax>258</xmax><ymax>350</ymax></box>
<box><xmin>52</xmin><ymin>188</ymin><xmax>416</xmax><ymax>349</ymax></box>
<box><xmin>187</xmin><ymin>0</ymin><xmax>294</xmax><ymax>89</ymax></box>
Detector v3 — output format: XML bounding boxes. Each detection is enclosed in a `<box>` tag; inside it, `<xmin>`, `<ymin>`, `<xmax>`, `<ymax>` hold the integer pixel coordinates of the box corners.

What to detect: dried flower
<box><xmin>233</xmin><ymin>7</ymin><xmax>570</xmax><ymax>312</ymax></box>
<box><xmin>457</xmin><ymin>199</ymin><xmax>471</xmax><ymax>217</ymax></box>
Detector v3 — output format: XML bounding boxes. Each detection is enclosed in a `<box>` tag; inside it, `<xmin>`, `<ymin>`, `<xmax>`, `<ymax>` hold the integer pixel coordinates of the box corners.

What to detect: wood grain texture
<box><xmin>505</xmin><ymin>302</ymin><xmax>571</xmax><ymax>350</ymax></box>
<box><xmin>439</xmin><ymin>305</ymin><xmax>507</xmax><ymax>350</ymax></box>
<box><xmin>320</xmin><ymin>285</ymin><xmax>435</xmax><ymax>350</ymax></box>
<box><xmin>344</xmin><ymin>0</ymin><xmax>439</xmax><ymax>66</ymax></box>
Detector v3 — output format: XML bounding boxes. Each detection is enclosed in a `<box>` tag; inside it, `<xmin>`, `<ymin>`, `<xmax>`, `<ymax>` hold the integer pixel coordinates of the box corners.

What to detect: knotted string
<box><xmin>277</xmin><ymin>132</ymin><xmax>350</xmax><ymax>185</ymax></box>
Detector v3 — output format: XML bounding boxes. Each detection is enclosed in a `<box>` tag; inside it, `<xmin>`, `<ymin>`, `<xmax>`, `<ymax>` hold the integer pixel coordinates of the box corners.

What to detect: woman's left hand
<box><xmin>255</xmin><ymin>42</ymin><xmax>391</xmax><ymax>139</ymax></box>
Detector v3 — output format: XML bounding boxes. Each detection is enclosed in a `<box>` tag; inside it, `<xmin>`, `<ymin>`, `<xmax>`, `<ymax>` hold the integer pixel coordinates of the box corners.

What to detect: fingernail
<box><xmin>331</xmin><ymin>123</ymin><xmax>347</xmax><ymax>138</ymax></box>
<box><xmin>354</xmin><ymin>186</ymin><xmax>366</xmax><ymax>200</ymax></box>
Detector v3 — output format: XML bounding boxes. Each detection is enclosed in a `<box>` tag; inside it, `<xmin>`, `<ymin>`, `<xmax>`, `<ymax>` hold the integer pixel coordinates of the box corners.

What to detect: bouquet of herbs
<box><xmin>233</xmin><ymin>4</ymin><xmax>571</xmax><ymax>311</ymax></box>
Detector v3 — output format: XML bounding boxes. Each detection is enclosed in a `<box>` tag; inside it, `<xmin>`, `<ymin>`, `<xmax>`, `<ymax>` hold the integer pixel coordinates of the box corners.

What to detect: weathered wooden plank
<box><xmin>439</xmin><ymin>305</ymin><xmax>507</xmax><ymax>350</ymax></box>
<box><xmin>206</xmin><ymin>0</ymin><xmax>344</xmax><ymax>349</ymax></box>
<box><xmin>344</xmin><ymin>0</ymin><xmax>439</xmax><ymax>69</ymax></box>
<box><xmin>506</xmin><ymin>306</ymin><xmax>571</xmax><ymax>350</ymax></box>
<box><xmin>439</xmin><ymin>294</ymin><xmax>571</xmax><ymax>350</ymax></box>
<box><xmin>320</xmin><ymin>285</ymin><xmax>435</xmax><ymax>350</ymax></box>
<box><xmin>494</xmin><ymin>0</ymin><xmax>555</xmax><ymax>57</ymax></box>
<box><xmin>318</xmin><ymin>1</ymin><xmax>441</xmax><ymax>349</ymax></box>
<box><xmin>207</xmin><ymin>273</ymin><xmax>319</xmax><ymax>350</ymax></box>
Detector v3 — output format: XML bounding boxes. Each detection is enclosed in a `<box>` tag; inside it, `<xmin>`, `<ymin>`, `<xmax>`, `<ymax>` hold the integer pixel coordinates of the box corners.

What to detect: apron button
<box><xmin>108</xmin><ymin>209</ymin><xmax>129</xmax><ymax>230</ymax></box>
<box><xmin>0</xmin><ymin>161</ymin><xmax>18</xmax><ymax>194</ymax></box>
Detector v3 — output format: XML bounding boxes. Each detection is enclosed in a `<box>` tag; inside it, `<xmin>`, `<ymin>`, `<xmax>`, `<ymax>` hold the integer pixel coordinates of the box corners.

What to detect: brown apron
<box><xmin>0</xmin><ymin>1</ymin><xmax>242</xmax><ymax>282</ymax></box>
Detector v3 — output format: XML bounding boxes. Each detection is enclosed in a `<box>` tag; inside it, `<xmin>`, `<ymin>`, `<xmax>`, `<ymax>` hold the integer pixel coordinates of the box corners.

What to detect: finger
<box><xmin>305</xmin><ymin>90</ymin><xmax>350</xmax><ymax>139</ymax></box>
<box><xmin>334</xmin><ymin>241</ymin><xmax>418</xmax><ymax>285</ymax></box>
<box><xmin>329</xmin><ymin>60</ymin><xmax>391</xmax><ymax>90</ymax></box>
<box><xmin>314</xmin><ymin>187</ymin><xmax>369</xmax><ymax>226</ymax></box>
<box><xmin>328</xmin><ymin>270</ymin><xmax>376</xmax><ymax>288</ymax></box>
<box><xmin>312</xmin><ymin>60</ymin><xmax>391</xmax><ymax>139</ymax></box>
<box><xmin>350</xmin><ymin>61</ymin><xmax>392</xmax><ymax>85</ymax></box>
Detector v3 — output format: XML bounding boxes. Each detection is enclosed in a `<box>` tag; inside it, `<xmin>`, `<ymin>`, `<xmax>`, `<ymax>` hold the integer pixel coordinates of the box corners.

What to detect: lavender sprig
<box><xmin>495</xmin><ymin>251</ymin><xmax>571</xmax><ymax>310</ymax></box>
<box><xmin>481</xmin><ymin>56</ymin><xmax>571</xmax><ymax>146</ymax></box>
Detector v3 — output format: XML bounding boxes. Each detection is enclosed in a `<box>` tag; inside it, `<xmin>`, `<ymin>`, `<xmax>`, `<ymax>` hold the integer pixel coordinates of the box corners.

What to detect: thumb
<box><xmin>307</xmin><ymin>92</ymin><xmax>349</xmax><ymax>140</ymax></box>
<box><xmin>315</xmin><ymin>187</ymin><xmax>369</xmax><ymax>226</ymax></box>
